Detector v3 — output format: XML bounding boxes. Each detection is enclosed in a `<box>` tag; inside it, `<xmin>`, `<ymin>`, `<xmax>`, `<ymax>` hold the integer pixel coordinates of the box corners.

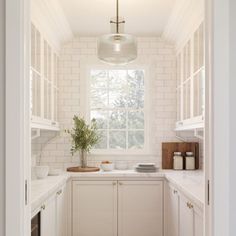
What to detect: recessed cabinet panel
<box><xmin>41</xmin><ymin>195</ymin><xmax>57</xmax><ymax>236</ymax></box>
<box><xmin>179</xmin><ymin>195</ymin><xmax>194</xmax><ymax>236</ymax></box>
<box><xmin>118</xmin><ymin>181</ymin><xmax>163</xmax><ymax>236</ymax></box>
<box><xmin>165</xmin><ymin>184</ymin><xmax>179</xmax><ymax>236</ymax></box>
<box><xmin>56</xmin><ymin>185</ymin><xmax>68</xmax><ymax>236</ymax></box>
<box><xmin>72</xmin><ymin>181</ymin><xmax>118</xmax><ymax>236</ymax></box>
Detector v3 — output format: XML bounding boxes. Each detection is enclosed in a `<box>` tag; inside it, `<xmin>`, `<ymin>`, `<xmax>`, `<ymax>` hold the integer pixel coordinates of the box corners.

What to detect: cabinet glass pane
<box><xmin>186</xmin><ymin>41</ymin><xmax>191</xmax><ymax>79</ymax></box>
<box><xmin>31</xmin><ymin>71</ymin><xmax>41</xmax><ymax>117</ymax></box>
<box><xmin>31</xmin><ymin>24</ymin><xmax>36</xmax><ymax>69</ymax></box>
<box><xmin>183</xmin><ymin>41</ymin><xmax>191</xmax><ymax>81</ymax></box>
<box><xmin>194</xmin><ymin>23</ymin><xmax>204</xmax><ymax>72</ymax></box>
<box><xmin>44</xmin><ymin>81</ymin><xmax>48</xmax><ymax>119</ymax></box>
<box><xmin>54</xmin><ymin>88</ymin><xmax>57</xmax><ymax>122</ymax></box>
<box><xmin>176</xmin><ymin>54</ymin><xmax>181</xmax><ymax>87</ymax></box>
<box><xmin>176</xmin><ymin>87</ymin><xmax>181</xmax><ymax>121</ymax></box>
<box><xmin>194</xmin><ymin>29</ymin><xmax>199</xmax><ymax>72</ymax></box>
<box><xmin>36</xmin><ymin>29</ymin><xmax>41</xmax><ymax>73</ymax></box>
<box><xmin>44</xmin><ymin>41</ymin><xmax>48</xmax><ymax>79</ymax></box>
<box><xmin>199</xmin><ymin>23</ymin><xmax>204</xmax><ymax>69</ymax></box>
<box><xmin>48</xmin><ymin>83</ymin><xmax>52</xmax><ymax>120</ymax></box>
<box><xmin>193</xmin><ymin>69</ymin><xmax>204</xmax><ymax>117</ymax></box>
<box><xmin>183</xmin><ymin>80</ymin><xmax>191</xmax><ymax>120</ymax></box>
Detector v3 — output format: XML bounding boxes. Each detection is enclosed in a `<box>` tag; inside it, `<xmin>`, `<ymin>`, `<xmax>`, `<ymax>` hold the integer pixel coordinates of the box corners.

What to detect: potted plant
<box><xmin>66</xmin><ymin>116</ymin><xmax>100</xmax><ymax>169</ymax></box>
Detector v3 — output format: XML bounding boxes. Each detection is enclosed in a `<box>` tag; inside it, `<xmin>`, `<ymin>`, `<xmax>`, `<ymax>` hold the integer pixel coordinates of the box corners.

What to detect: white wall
<box><xmin>0</xmin><ymin>0</ymin><xmax>5</xmax><ymax>235</ymax></box>
<box><xmin>229</xmin><ymin>0</ymin><xmax>236</xmax><ymax>235</ymax></box>
<box><xmin>33</xmin><ymin>37</ymin><xmax>178</xmax><ymax>170</ymax></box>
<box><xmin>210</xmin><ymin>0</ymin><xmax>236</xmax><ymax>235</ymax></box>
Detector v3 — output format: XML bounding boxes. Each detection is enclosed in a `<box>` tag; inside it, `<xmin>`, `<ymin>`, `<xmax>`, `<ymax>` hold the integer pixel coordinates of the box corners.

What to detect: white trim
<box><xmin>163</xmin><ymin>0</ymin><xmax>204</xmax><ymax>51</ymax></box>
<box><xmin>80</xmin><ymin>60</ymin><xmax>151</xmax><ymax>156</ymax></box>
<box><xmin>0</xmin><ymin>0</ymin><xmax>5</xmax><ymax>234</ymax></box>
<box><xmin>5</xmin><ymin>0</ymin><xmax>31</xmax><ymax>235</ymax></box>
<box><xmin>31</xmin><ymin>0</ymin><xmax>73</xmax><ymax>51</ymax></box>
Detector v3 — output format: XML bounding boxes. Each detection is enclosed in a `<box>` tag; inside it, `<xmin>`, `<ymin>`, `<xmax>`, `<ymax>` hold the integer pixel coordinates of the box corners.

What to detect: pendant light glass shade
<box><xmin>98</xmin><ymin>34</ymin><xmax>137</xmax><ymax>65</ymax></box>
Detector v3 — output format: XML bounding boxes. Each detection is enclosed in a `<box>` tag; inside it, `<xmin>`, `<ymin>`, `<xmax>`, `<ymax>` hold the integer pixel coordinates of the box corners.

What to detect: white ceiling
<box><xmin>58</xmin><ymin>0</ymin><xmax>176</xmax><ymax>36</ymax></box>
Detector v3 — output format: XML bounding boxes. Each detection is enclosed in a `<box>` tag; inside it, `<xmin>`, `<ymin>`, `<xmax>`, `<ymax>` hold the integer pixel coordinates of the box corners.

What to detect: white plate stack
<box><xmin>135</xmin><ymin>163</ymin><xmax>159</xmax><ymax>173</ymax></box>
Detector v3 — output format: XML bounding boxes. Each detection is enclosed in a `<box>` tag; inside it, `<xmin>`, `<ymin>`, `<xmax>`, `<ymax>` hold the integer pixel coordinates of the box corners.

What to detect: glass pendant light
<box><xmin>97</xmin><ymin>0</ymin><xmax>137</xmax><ymax>65</ymax></box>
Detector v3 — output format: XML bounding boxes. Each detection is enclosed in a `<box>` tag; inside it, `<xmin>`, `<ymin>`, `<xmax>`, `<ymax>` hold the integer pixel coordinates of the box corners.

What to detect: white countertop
<box><xmin>164</xmin><ymin>170</ymin><xmax>205</xmax><ymax>208</ymax></box>
<box><xmin>31</xmin><ymin>173</ymin><xmax>69</xmax><ymax>212</ymax></box>
<box><xmin>31</xmin><ymin>169</ymin><xmax>205</xmax><ymax>213</ymax></box>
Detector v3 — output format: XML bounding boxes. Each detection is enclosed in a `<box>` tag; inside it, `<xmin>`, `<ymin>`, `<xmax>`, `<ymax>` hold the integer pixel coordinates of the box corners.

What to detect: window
<box><xmin>89</xmin><ymin>69</ymin><xmax>146</xmax><ymax>151</ymax></box>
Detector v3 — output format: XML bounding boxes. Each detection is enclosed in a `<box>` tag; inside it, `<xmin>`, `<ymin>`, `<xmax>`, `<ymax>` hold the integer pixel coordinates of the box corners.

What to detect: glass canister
<box><xmin>185</xmin><ymin>152</ymin><xmax>195</xmax><ymax>170</ymax></box>
<box><xmin>173</xmin><ymin>152</ymin><xmax>183</xmax><ymax>170</ymax></box>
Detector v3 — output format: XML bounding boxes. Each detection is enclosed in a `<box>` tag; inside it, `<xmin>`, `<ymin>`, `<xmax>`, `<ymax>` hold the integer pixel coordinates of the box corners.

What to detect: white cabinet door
<box><xmin>56</xmin><ymin>185</ymin><xmax>67</xmax><ymax>236</ymax></box>
<box><xmin>179</xmin><ymin>194</ymin><xmax>194</xmax><ymax>236</ymax></box>
<box><xmin>72</xmin><ymin>181</ymin><xmax>118</xmax><ymax>236</ymax></box>
<box><xmin>41</xmin><ymin>194</ymin><xmax>57</xmax><ymax>236</ymax></box>
<box><xmin>165</xmin><ymin>184</ymin><xmax>179</xmax><ymax>236</ymax></box>
<box><xmin>118</xmin><ymin>181</ymin><xmax>163</xmax><ymax>236</ymax></box>
<box><xmin>193</xmin><ymin>205</ymin><xmax>204</xmax><ymax>236</ymax></box>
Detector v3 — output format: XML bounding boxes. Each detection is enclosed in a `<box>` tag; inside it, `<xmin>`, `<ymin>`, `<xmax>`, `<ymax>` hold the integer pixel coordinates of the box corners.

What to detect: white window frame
<box><xmin>80</xmin><ymin>63</ymin><xmax>151</xmax><ymax>156</ymax></box>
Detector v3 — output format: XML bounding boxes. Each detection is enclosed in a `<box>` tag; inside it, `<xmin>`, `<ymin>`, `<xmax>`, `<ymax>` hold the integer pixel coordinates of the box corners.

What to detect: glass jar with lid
<box><xmin>185</xmin><ymin>152</ymin><xmax>195</xmax><ymax>170</ymax></box>
<box><xmin>173</xmin><ymin>152</ymin><xmax>183</xmax><ymax>170</ymax></box>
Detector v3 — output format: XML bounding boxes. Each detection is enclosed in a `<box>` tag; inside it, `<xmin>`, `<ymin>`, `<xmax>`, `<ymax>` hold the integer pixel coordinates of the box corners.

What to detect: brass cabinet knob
<box><xmin>187</xmin><ymin>202</ymin><xmax>194</xmax><ymax>209</ymax></box>
<box><xmin>41</xmin><ymin>204</ymin><xmax>46</xmax><ymax>210</ymax></box>
<box><xmin>113</xmin><ymin>182</ymin><xmax>117</xmax><ymax>186</ymax></box>
<box><xmin>57</xmin><ymin>189</ymin><xmax>62</xmax><ymax>195</ymax></box>
<box><xmin>119</xmin><ymin>182</ymin><xmax>123</xmax><ymax>186</ymax></box>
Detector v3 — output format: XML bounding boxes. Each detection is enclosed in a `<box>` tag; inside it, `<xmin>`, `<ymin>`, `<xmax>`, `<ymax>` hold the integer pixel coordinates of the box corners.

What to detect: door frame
<box><xmin>5</xmin><ymin>0</ymin><xmax>31</xmax><ymax>235</ymax></box>
<box><xmin>205</xmin><ymin>0</ymin><xmax>235</xmax><ymax>235</ymax></box>
<box><xmin>4</xmin><ymin>0</ymin><xmax>235</xmax><ymax>235</ymax></box>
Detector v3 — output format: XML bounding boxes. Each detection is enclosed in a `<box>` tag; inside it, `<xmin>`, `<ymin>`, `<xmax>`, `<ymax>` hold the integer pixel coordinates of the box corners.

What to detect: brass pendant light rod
<box><xmin>116</xmin><ymin>0</ymin><xmax>119</xmax><ymax>33</ymax></box>
<box><xmin>110</xmin><ymin>0</ymin><xmax>125</xmax><ymax>34</ymax></box>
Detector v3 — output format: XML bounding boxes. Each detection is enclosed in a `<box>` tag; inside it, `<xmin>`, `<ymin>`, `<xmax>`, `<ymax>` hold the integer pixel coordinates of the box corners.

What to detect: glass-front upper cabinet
<box><xmin>31</xmin><ymin>24</ymin><xmax>41</xmax><ymax>118</ymax></box>
<box><xmin>193</xmin><ymin>23</ymin><xmax>205</xmax><ymax>118</ymax></box>
<box><xmin>175</xmin><ymin>22</ymin><xmax>205</xmax><ymax>130</ymax></box>
<box><xmin>30</xmin><ymin>23</ymin><xmax>59</xmax><ymax>130</ymax></box>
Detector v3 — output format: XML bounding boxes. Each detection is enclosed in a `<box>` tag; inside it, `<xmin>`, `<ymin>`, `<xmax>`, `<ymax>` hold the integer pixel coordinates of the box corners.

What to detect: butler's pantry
<box><xmin>29</xmin><ymin>0</ymin><xmax>206</xmax><ymax>235</ymax></box>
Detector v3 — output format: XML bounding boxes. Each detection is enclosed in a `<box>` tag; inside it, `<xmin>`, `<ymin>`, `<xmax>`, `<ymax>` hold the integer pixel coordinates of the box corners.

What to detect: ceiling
<box><xmin>58</xmin><ymin>0</ymin><xmax>176</xmax><ymax>36</ymax></box>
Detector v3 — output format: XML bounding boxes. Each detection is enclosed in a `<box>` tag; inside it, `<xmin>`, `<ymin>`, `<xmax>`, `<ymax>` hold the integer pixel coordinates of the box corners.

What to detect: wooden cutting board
<box><xmin>67</xmin><ymin>166</ymin><xmax>100</xmax><ymax>172</ymax></box>
<box><xmin>162</xmin><ymin>142</ymin><xmax>199</xmax><ymax>169</ymax></box>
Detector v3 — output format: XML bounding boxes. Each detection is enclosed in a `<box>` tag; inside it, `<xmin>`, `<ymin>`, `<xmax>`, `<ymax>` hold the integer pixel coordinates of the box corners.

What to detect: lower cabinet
<box><xmin>165</xmin><ymin>182</ymin><xmax>204</xmax><ymax>236</ymax></box>
<box><xmin>72</xmin><ymin>181</ymin><xmax>118</xmax><ymax>236</ymax></box>
<box><xmin>72</xmin><ymin>180</ymin><xmax>163</xmax><ymax>236</ymax></box>
<box><xmin>56</xmin><ymin>184</ymin><xmax>68</xmax><ymax>236</ymax></box>
<box><xmin>41</xmin><ymin>194</ymin><xmax>57</xmax><ymax>236</ymax></box>
<box><xmin>165</xmin><ymin>183</ymin><xmax>179</xmax><ymax>236</ymax></box>
<box><xmin>118</xmin><ymin>181</ymin><xmax>163</xmax><ymax>236</ymax></box>
<box><xmin>40</xmin><ymin>183</ymin><xmax>67</xmax><ymax>236</ymax></box>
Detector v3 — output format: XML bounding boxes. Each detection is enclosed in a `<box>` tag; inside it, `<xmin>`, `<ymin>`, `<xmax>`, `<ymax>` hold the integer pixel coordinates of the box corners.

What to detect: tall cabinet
<box><xmin>30</xmin><ymin>23</ymin><xmax>59</xmax><ymax>131</ymax></box>
<box><xmin>176</xmin><ymin>22</ymin><xmax>205</xmax><ymax>131</ymax></box>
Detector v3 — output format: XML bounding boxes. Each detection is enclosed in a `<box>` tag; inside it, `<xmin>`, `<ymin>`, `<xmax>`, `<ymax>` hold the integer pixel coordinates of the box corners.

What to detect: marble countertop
<box><xmin>31</xmin><ymin>173</ymin><xmax>69</xmax><ymax>213</ymax></box>
<box><xmin>31</xmin><ymin>169</ymin><xmax>204</xmax><ymax>213</ymax></box>
<box><xmin>164</xmin><ymin>170</ymin><xmax>205</xmax><ymax>208</ymax></box>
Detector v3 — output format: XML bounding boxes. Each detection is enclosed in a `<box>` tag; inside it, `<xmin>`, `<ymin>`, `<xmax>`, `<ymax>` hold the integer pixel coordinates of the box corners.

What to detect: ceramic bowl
<box><xmin>49</xmin><ymin>168</ymin><xmax>62</xmax><ymax>176</ymax></box>
<box><xmin>35</xmin><ymin>166</ymin><xmax>49</xmax><ymax>179</ymax></box>
<box><xmin>100</xmin><ymin>163</ymin><xmax>114</xmax><ymax>171</ymax></box>
<box><xmin>115</xmin><ymin>161</ymin><xmax>128</xmax><ymax>170</ymax></box>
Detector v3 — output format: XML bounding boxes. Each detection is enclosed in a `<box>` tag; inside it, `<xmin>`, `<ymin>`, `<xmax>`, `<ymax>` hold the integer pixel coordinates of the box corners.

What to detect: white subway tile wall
<box><xmin>32</xmin><ymin>37</ymin><xmax>204</xmax><ymax>171</ymax></box>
